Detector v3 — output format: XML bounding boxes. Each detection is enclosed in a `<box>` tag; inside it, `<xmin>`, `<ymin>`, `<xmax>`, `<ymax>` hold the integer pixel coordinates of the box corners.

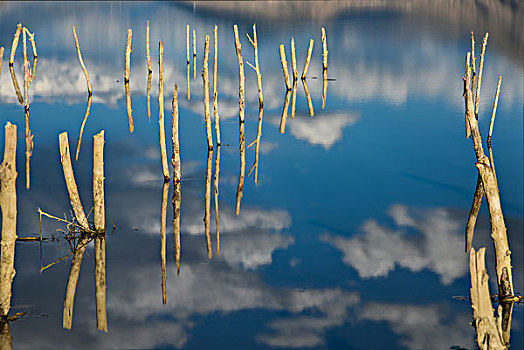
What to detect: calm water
<box><xmin>0</xmin><ymin>2</ymin><xmax>523</xmax><ymax>349</ymax></box>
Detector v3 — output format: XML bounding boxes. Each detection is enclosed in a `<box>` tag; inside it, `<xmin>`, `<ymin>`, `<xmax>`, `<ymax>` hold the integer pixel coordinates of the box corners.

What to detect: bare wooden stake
<box><xmin>322</xmin><ymin>68</ymin><xmax>328</xmax><ymax>109</ymax></box>
<box><xmin>213</xmin><ymin>25</ymin><xmax>221</xmax><ymax>145</ymax></box>
<box><xmin>9</xmin><ymin>24</ymin><xmax>23</xmax><ymax>106</ymax></box>
<box><xmin>160</xmin><ymin>180</ymin><xmax>169</xmax><ymax>304</ymax></box>
<box><xmin>279</xmin><ymin>44</ymin><xmax>292</xmax><ymax>91</ymax></box>
<box><xmin>73</xmin><ymin>26</ymin><xmax>93</xmax><ymax>161</ymax></box>
<box><xmin>63</xmin><ymin>236</ymin><xmax>89</xmax><ymax>329</ymax></box>
<box><xmin>192</xmin><ymin>29</ymin><xmax>197</xmax><ymax>80</ymax></box>
<box><xmin>233</xmin><ymin>25</ymin><xmax>245</xmax><ymax>124</ymax></box>
<box><xmin>58</xmin><ymin>132</ymin><xmax>89</xmax><ymax>230</ymax></box>
<box><xmin>22</xmin><ymin>27</ymin><xmax>33</xmax><ymax>190</ymax></box>
<box><xmin>236</xmin><ymin>120</ymin><xmax>246</xmax><ymax>216</ymax></box>
<box><xmin>158</xmin><ymin>41</ymin><xmax>170</xmax><ymax>181</ymax></box>
<box><xmin>214</xmin><ymin>145</ymin><xmax>221</xmax><ymax>255</ymax></box>
<box><xmin>474</xmin><ymin>33</ymin><xmax>489</xmax><ymax>120</ymax></box>
<box><xmin>0</xmin><ymin>122</ymin><xmax>17</xmax><ymax>317</ymax></box>
<box><xmin>186</xmin><ymin>25</ymin><xmax>191</xmax><ymax>101</ymax></box>
<box><xmin>204</xmin><ymin>149</ymin><xmax>213</xmax><ymax>259</ymax></box>
<box><xmin>487</xmin><ymin>76</ymin><xmax>502</xmax><ymax>188</ymax></box>
<box><xmin>291</xmin><ymin>79</ymin><xmax>297</xmax><ymax>119</ymax></box>
<box><xmin>291</xmin><ymin>37</ymin><xmax>297</xmax><ymax>81</ymax></box>
<box><xmin>146</xmin><ymin>21</ymin><xmax>152</xmax><ymax>122</ymax></box>
<box><xmin>94</xmin><ymin>235</ymin><xmax>107</xmax><ymax>332</ymax></box>
<box><xmin>172</xmin><ymin>84</ymin><xmax>182</xmax><ymax>274</ymax></box>
<box><xmin>321</xmin><ymin>27</ymin><xmax>328</xmax><ymax>71</ymax></box>
<box><xmin>24</xmin><ymin>28</ymin><xmax>37</xmax><ymax>81</ymax></box>
<box><xmin>246</xmin><ymin>23</ymin><xmax>263</xmax><ymax>107</ymax></box>
<box><xmin>279</xmin><ymin>90</ymin><xmax>291</xmax><ymax>134</ymax></box>
<box><xmin>202</xmin><ymin>35</ymin><xmax>213</xmax><ymax>151</ymax></box>
<box><xmin>465</xmin><ymin>175</ymin><xmax>483</xmax><ymax>253</ymax></box>
<box><xmin>125</xmin><ymin>29</ymin><xmax>134</xmax><ymax>133</ymax></box>
<box><xmin>249</xmin><ymin>105</ymin><xmax>264</xmax><ymax>184</ymax></box>
<box><xmin>173</xmin><ymin>180</ymin><xmax>182</xmax><ymax>275</ymax></box>
<box><xmin>301</xmin><ymin>39</ymin><xmax>314</xmax><ymax>80</ymax></box>
<box><xmin>0</xmin><ymin>47</ymin><xmax>4</xmax><ymax>82</ymax></box>
<box><xmin>302</xmin><ymin>77</ymin><xmax>314</xmax><ymax>117</ymax></box>
<box><xmin>233</xmin><ymin>24</ymin><xmax>245</xmax><ymax>216</ymax></box>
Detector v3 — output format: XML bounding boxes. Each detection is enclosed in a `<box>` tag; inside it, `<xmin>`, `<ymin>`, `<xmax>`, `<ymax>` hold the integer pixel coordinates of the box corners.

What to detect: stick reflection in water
<box><xmin>233</xmin><ymin>24</ymin><xmax>245</xmax><ymax>216</ymax></box>
<box><xmin>172</xmin><ymin>84</ymin><xmax>181</xmax><ymax>274</ymax></box>
<box><xmin>204</xmin><ymin>149</ymin><xmax>213</xmax><ymax>259</ymax></box>
<box><xmin>160</xmin><ymin>181</ymin><xmax>169</xmax><ymax>304</ymax></box>
<box><xmin>124</xmin><ymin>28</ymin><xmax>134</xmax><ymax>133</ymax></box>
<box><xmin>279</xmin><ymin>90</ymin><xmax>291</xmax><ymax>134</ymax></box>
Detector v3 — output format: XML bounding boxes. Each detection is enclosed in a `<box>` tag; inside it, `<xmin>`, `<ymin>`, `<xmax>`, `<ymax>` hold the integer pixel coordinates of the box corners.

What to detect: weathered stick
<box><xmin>8</xmin><ymin>64</ymin><xmax>23</xmax><ymax>106</ymax></box>
<box><xmin>467</xmin><ymin>31</ymin><xmax>475</xmax><ymax>139</ymax></box>
<box><xmin>172</xmin><ymin>84</ymin><xmax>181</xmax><ymax>274</ymax></box>
<box><xmin>474</xmin><ymin>33</ymin><xmax>489</xmax><ymax>120</ymax></box>
<box><xmin>192</xmin><ymin>29</ymin><xmax>196</xmax><ymax>80</ymax></box>
<box><xmin>173</xmin><ymin>180</ymin><xmax>181</xmax><ymax>275</ymax></box>
<box><xmin>58</xmin><ymin>132</ymin><xmax>89</xmax><ymax>230</ymax></box>
<box><xmin>291</xmin><ymin>37</ymin><xmax>297</xmax><ymax>81</ymax></box>
<box><xmin>279</xmin><ymin>90</ymin><xmax>291</xmax><ymax>134</ymax></box>
<box><xmin>202</xmin><ymin>35</ymin><xmax>213</xmax><ymax>151</ymax></box>
<box><xmin>146</xmin><ymin>21</ymin><xmax>152</xmax><ymax>122</ymax></box>
<box><xmin>73</xmin><ymin>26</ymin><xmax>93</xmax><ymax>161</ymax></box>
<box><xmin>214</xmin><ymin>145</ymin><xmax>221</xmax><ymax>255</ymax></box>
<box><xmin>186</xmin><ymin>25</ymin><xmax>191</xmax><ymax>101</ymax></box>
<box><xmin>125</xmin><ymin>29</ymin><xmax>134</xmax><ymax>133</ymax></box>
<box><xmin>301</xmin><ymin>39</ymin><xmax>314</xmax><ymax>80</ymax></box>
<box><xmin>234</xmin><ymin>24</ymin><xmax>246</xmax><ymax>215</ymax></box>
<box><xmin>302</xmin><ymin>77</ymin><xmax>314</xmax><ymax>117</ymax></box>
<box><xmin>246</xmin><ymin>23</ymin><xmax>263</xmax><ymax>107</ymax></box>
<box><xmin>9</xmin><ymin>24</ymin><xmax>23</xmax><ymax>105</ymax></box>
<box><xmin>0</xmin><ymin>47</ymin><xmax>4</xmax><ymax>81</ymax></box>
<box><xmin>93</xmin><ymin>130</ymin><xmax>107</xmax><ymax>331</ymax></box>
<box><xmin>63</xmin><ymin>236</ymin><xmax>89</xmax><ymax>329</ymax></box>
<box><xmin>23</xmin><ymin>27</ymin><xmax>32</xmax><ymax>189</ymax></box>
<box><xmin>161</xmin><ymin>180</ymin><xmax>168</xmax><ymax>304</ymax></box>
<box><xmin>213</xmin><ymin>25</ymin><xmax>221</xmax><ymax>145</ymax></box>
<box><xmin>469</xmin><ymin>248</ymin><xmax>505</xmax><ymax>350</ymax></box>
<box><xmin>158</xmin><ymin>41</ymin><xmax>170</xmax><ymax>181</ymax></box>
<box><xmin>249</xmin><ymin>105</ymin><xmax>263</xmax><ymax>184</ymax></box>
<box><xmin>279</xmin><ymin>44</ymin><xmax>292</xmax><ymax>91</ymax></box>
<box><xmin>0</xmin><ymin>122</ymin><xmax>17</xmax><ymax>317</ymax></box>
<box><xmin>487</xmin><ymin>76</ymin><xmax>502</xmax><ymax>188</ymax></box>
<box><xmin>321</xmin><ymin>27</ymin><xmax>328</xmax><ymax>71</ymax></box>
<box><xmin>204</xmin><ymin>149</ymin><xmax>213</xmax><ymax>259</ymax></box>
<box><xmin>322</xmin><ymin>68</ymin><xmax>328</xmax><ymax>109</ymax></box>
<box><xmin>24</xmin><ymin>28</ymin><xmax>37</xmax><ymax>81</ymax></box>
<box><xmin>0</xmin><ymin>319</ymin><xmax>12</xmax><ymax>350</ymax></box>
<box><xmin>465</xmin><ymin>175</ymin><xmax>483</xmax><ymax>253</ymax></box>
<box><xmin>291</xmin><ymin>79</ymin><xmax>297</xmax><ymax>119</ymax></box>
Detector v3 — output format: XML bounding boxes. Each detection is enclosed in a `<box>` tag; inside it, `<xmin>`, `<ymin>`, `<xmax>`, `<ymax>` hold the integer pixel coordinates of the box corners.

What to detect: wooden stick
<box><xmin>93</xmin><ymin>131</ymin><xmax>105</xmax><ymax>232</ymax></box>
<box><xmin>279</xmin><ymin>90</ymin><xmax>291</xmax><ymax>134</ymax></box>
<box><xmin>8</xmin><ymin>64</ymin><xmax>23</xmax><ymax>106</ymax></box>
<box><xmin>465</xmin><ymin>175</ymin><xmax>483</xmax><ymax>253</ymax></box>
<box><xmin>192</xmin><ymin>29</ymin><xmax>196</xmax><ymax>80</ymax></box>
<box><xmin>214</xmin><ymin>145</ymin><xmax>221</xmax><ymax>255</ymax></box>
<box><xmin>474</xmin><ymin>33</ymin><xmax>488</xmax><ymax>120</ymax></box>
<box><xmin>487</xmin><ymin>76</ymin><xmax>502</xmax><ymax>188</ymax></box>
<box><xmin>24</xmin><ymin>28</ymin><xmax>37</xmax><ymax>81</ymax></box>
<box><xmin>9</xmin><ymin>24</ymin><xmax>21</xmax><ymax>66</ymax></box>
<box><xmin>234</xmin><ymin>24</ymin><xmax>246</xmax><ymax>216</ymax></box>
<box><xmin>213</xmin><ymin>25</ymin><xmax>221</xmax><ymax>146</ymax></box>
<box><xmin>161</xmin><ymin>181</ymin><xmax>169</xmax><ymax>304</ymax></box>
<box><xmin>246</xmin><ymin>24</ymin><xmax>263</xmax><ymax>107</ymax></box>
<box><xmin>291</xmin><ymin>79</ymin><xmax>297</xmax><ymax>119</ymax></box>
<box><xmin>302</xmin><ymin>77</ymin><xmax>314</xmax><ymax>117</ymax></box>
<box><xmin>463</xmin><ymin>48</ymin><xmax>514</xmax><ymax>344</ymax></box>
<box><xmin>468</xmin><ymin>32</ymin><xmax>476</xmax><ymax>139</ymax></box>
<box><xmin>291</xmin><ymin>37</ymin><xmax>297</xmax><ymax>81</ymax></box>
<box><xmin>251</xmin><ymin>105</ymin><xmax>263</xmax><ymax>184</ymax></box>
<box><xmin>158</xmin><ymin>41</ymin><xmax>170</xmax><ymax>181</ymax></box>
<box><xmin>202</xmin><ymin>35</ymin><xmax>213</xmax><ymax>151</ymax></box>
<box><xmin>322</xmin><ymin>68</ymin><xmax>328</xmax><ymax>109</ymax></box>
<box><xmin>233</xmin><ymin>25</ymin><xmax>245</xmax><ymax>124</ymax></box>
<box><xmin>73</xmin><ymin>26</ymin><xmax>93</xmax><ymax>161</ymax></box>
<box><xmin>279</xmin><ymin>44</ymin><xmax>292</xmax><ymax>91</ymax></box>
<box><xmin>173</xmin><ymin>180</ymin><xmax>182</xmax><ymax>275</ymax></box>
<box><xmin>469</xmin><ymin>248</ymin><xmax>506</xmax><ymax>350</ymax></box>
<box><xmin>301</xmin><ymin>39</ymin><xmax>314</xmax><ymax>80</ymax></box>
<box><xmin>205</xmin><ymin>149</ymin><xmax>213</xmax><ymax>259</ymax></box>
<box><xmin>235</xmin><ymin>120</ymin><xmax>245</xmax><ymax>216</ymax></box>
<box><xmin>23</xmin><ymin>27</ymin><xmax>32</xmax><ymax>190</ymax></box>
<box><xmin>63</xmin><ymin>235</ymin><xmax>89</xmax><ymax>329</ymax></box>
<box><xmin>172</xmin><ymin>84</ymin><xmax>181</xmax><ymax>183</ymax></box>
<box><xmin>186</xmin><ymin>25</ymin><xmax>191</xmax><ymax>101</ymax></box>
<box><xmin>94</xmin><ymin>234</ymin><xmax>107</xmax><ymax>332</ymax></box>
<box><xmin>146</xmin><ymin>21</ymin><xmax>152</xmax><ymax>122</ymax></box>
<box><xmin>58</xmin><ymin>132</ymin><xmax>89</xmax><ymax>230</ymax></box>
<box><xmin>125</xmin><ymin>29</ymin><xmax>134</xmax><ymax>133</ymax></box>
<box><xmin>0</xmin><ymin>47</ymin><xmax>4</xmax><ymax>82</ymax></box>
<box><xmin>321</xmin><ymin>27</ymin><xmax>328</xmax><ymax>71</ymax></box>
<box><xmin>0</xmin><ymin>122</ymin><xmax>17</xmax><ymax>316</ymax></box>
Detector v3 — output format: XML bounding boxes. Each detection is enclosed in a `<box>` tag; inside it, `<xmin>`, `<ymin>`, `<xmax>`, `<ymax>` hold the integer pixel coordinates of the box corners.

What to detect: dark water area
<box><xmin>0</xmin><ymin>2</ymin><xmax>522</xmax><ymax>349</ymax></box>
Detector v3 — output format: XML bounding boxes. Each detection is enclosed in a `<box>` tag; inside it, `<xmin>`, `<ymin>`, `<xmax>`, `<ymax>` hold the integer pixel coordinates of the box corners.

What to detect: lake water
<box><xmin>0</xmin><ymin>2</ymin><xmax>522</xmax><ymax>349</ymax></box>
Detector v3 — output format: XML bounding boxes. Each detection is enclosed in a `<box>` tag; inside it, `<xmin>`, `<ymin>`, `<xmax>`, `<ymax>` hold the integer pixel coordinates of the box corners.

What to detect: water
<box><xmin>0</xmin><ymin>2</ymin><xmax>523</xmax><ymax>349</ymax></box>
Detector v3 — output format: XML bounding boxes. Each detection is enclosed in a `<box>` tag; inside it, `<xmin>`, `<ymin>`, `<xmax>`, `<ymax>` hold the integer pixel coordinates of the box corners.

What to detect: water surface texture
<box><xmin>0</xmin><ymin>2</ymin><xmax>523</xmax><ymax>350</ymax></box>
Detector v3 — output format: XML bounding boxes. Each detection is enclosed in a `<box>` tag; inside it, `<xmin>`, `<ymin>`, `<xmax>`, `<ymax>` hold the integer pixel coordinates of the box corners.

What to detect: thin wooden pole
<box><xmin>233</xmin><ymin>25</ymin><xmax>245</xmax><ymax>124</ymax></box>
<box><xmin>202</xmin><ymin>35</ymin><xmax>213</xmax><ymax>151</ymax></box>
<box><xmin>279</xmin><ymin>44</ymin><xmax>292</xmax><ymax>91</ymax></box>
<box><xmin>248</xmin><ymin>104</ymin><xmax>264</xmax><ymax>184</ymax></box>
<box><xmin>213</xmin><ymin>25</ymin><xmax>221</xmax><ymax>146</ymax></box>
<box><xmin>24</xmin><ymin>28</ymin><xmax>37</xmax><ymax>81</ymax></box>
<box><xmin>302</xmin><ymin>77</ymin><xmax>314</xmax><ymax>117</ymax></box>
<box><xmin>214</xmin><ymin>145</ymin><xmax>221</xmax><ymax>255</ymax></box>
<box><xmin>322</xmin><ymin>68</ymin><xmax>328</xmax><ymax>109</ymax></box>
<box><xmin>291</xmin><ymin>79</ymin><xmax>297</xmax><ymax>119</ymax></box>
<box><xmin>125</xmin><ymin>29</ymin><xmax>134</xmax><ymax>133</ymax></box>
<box><xmin>192</xmin><ymin>29</ymin><xmax>197</xmax><ymax>80</ymax></box>
<box><xmin>233</xmin><ymin>24</ymin><xmax>245</xmax><ymax>216</ymax></box>
<box><xmin>291</xmin><ymin>37</ymin><xmax>297</xmax><ymax>81</ymax></box>
<box><xmin>146</xmin><ymin>21</ymin><xmax>152</xmax><ymax>122</ymax></box>
<box><xmin>301</xmin><ymin>39</ymin><xmax>314</xmax><ymax>80</ymax></box>
<box><xmin>9</xmin><ymin>24</ymin><xmax>23</xmax><ymax>105</ymax></box>
<box><xmin>0</xmin><ymin>122</ymin><xmax>17</xmax><ymax>317</ymax></box>
<box><xmin>0</xmin><ymin>47</ymin><xmax>4</xmax><ymax>82</ymax></box>
<box><xmin>321</xmin><ymin>27</ymin><xmax>328</xmax><ymax>71</ymax></box>
<box><xmin>487</xmin><ymin>76</ymin><xmax>501</xmax><ymax>188</ymax></box>
<box><xmin>63</xmin><ymin>235</ymin><xmax>89</xmax><ymax>329</ymax></box>
<box><xmin>173</xmin><ymin>180</ymin><xmax>182</xmax><ymax>275</ymax></box>
<box><xmin>22</xmin><ymin>27</ymin><xmax>33</xmax><ymax>189</ymax></box>
<box><xmin>186</xmin><ymin>25</ymin><xmax>191</xmax><ymax>101</ymax></box>
<box><xmin>8</xmin><ymin>65</ymin><xmax>22</xmax><ymax>106</ymax></box>
<box><xmin>204</xmin><ymin>149</ymin><xmax>213</xmax><ymax>259</ymax></box>
<box><xmin>158</xmin><ymin>41</ymin><xmax>170</xmax><ymax>181</ymax></box>
<box><xmin>246</xmin><ymin>23</ymin><xmax>263</xmax><ymax>107</ymax></box>
<box><xmin>172</xmin><ymin>84</ymin><xmax>181</xmax><ymax>274</ymax></box>
<box><xmin>73</xmin><ymin>26</ymin><xmax>93</xmax><ymax>161</ymax></box>
<box><xmin>160</xmin><ymin>181</ymin><xmax>168</xmax><ymax>304</ymax></box>
<box><xmin>474</xmin><ymin>33</ymin><xmax>488</xmax><ymax>120</ymax></box>
<box><xmin>94</xmin><ymin>235</ymin><xmax>107</xmax><ymax>332</ymax></box>
<box><xmin>279</xmin><ymin>90</ymin><xmax>291</xmax><ymax>134</ymax></box>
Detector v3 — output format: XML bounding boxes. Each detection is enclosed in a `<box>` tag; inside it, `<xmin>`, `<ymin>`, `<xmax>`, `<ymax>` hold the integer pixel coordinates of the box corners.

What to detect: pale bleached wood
<box><xmin>73</xmin><ymin>26</ymin><xmax>93</xmax><ymax>161</ymax></box>
<box><xmin>469</xmin><ymin>248</ymin><xmax>505</xmax><ymax>350</ymax></box>
<box><xmin>146</xmin><ymin>21</ymin><xmax>152</xmax><ymax>73</ymax></box>
<box><xmin>321</xmin><ymin>27</ymin><xmax>328</xmax><ymax>71</ymax></box>
<box><xmin>202</xmin><ymin>35</ymin><xmax>213</xmax><ymax>151</ymax></box>
<box><xmin>0</xmin><ymin>122</ymin><xmax>17</xmax><ymax>317</ymax></box>
<box><xmin>301</xmin><ymin>39</ymin><xmax>314</xmax><ymax>80</ymax></box>
<box><xmin>302</xmin><ymin>77</ymin><xmax>314</xmax><ymax>117</ymax></box>
<box><xmin>23</xmin><ymin>28</ymin><xmax>37</xmax><ymax>81</ymax></box>
<box><xmin>466</xmin><ymin>175</ymin><xmax>483</xmax><ymax>253</ymax></box>
<box><xmin>63</xmin><ymin>236</ymin><xmax>89</xmax><ymax>329</ymax></box>
<box><xmin>93</xmin><ymin>131</ymin><xmax>105</xmax><ymax>232</ymax></box>
<box><xmin>248</xmin><ymin>105</ymin><xmax>264</xmax><ymax>185</ymax></box>
<box><xmin>58</xmin><ymin>132</ymin><xmax>89</xmax><ymax>230</ymax></box>
<box><xmin>0</xmin><ymin>47</ymin><xmax>4</xmax><ymax>82</ymax></box>
<box><xmin>235</xmin><ymin>120</ymin><xmax>245</xmax><ymax>216</ymax></box>
<box><xmin>474</xmin><ymin>33</ymin><xmax>489</xmax><ymax>120</ymax></box>
<box><xmin>158</xmin><ymin>41</ymin><xmax>170</xmax><ymax>181</ymax></box>
<box><xmin>125</xmin><ymin>29</ymin><xmax>134</xmax><ymax>133</ymax></box>
<box><xmin>233</xmin><ymin>25</ymin><xmax>245</xmax><ymax>124</ymax></box>
<box><xmin>213</xmin><ymin>25</ymin><xmax>221</xmax><ymax>146</ymax></box>
<box><xmin>279</xmin><ymin>90</ymin><xmax>291</xmax><ymax>134</ymax></box>
<box><xmin>291</xmin><ymin>37</ymin><xmax>297</xmax><ymax>81</ymax></box>
<box><xmin>146</xmin><ymin>21</ymin><xmax>152</xmax><ymax>122</ymax></box>
<box><xmin>246</xmin><ymin>24</ymin><xmax>263</xmax><ymax>107</ymax></box>
<box><xmin>291</xmin><ymin>79</ymin><xmax>297</xmax><ymax>119</ymax></box>
<box><xmin>322</xmin><ymin>68</ymin><xmax>328</xmax><ymax>109</ymax></box>
<box><xmin>186</xmin><ymin>25</ymin><xmax>191</xmax><ymax>101</ymax></box>
<box><xmin>94</xmin><ymin>235</ymin><xmax>107</xmax><ymax>332</ymax></box>
<box><xmin>9</xmin><ymin>24</ymin><xmax>23</xmax><ymax>106</ymax></box>
<box><xmin>173</xmin><ymin>180</ymin><xmax>182</xmax><ymax>275</ymax></box>
<box><xmin>487</xmin><ymin>76</ymin><xmax>502</xmax><ymax>188</ymax></box>
<box><xmin>22</xmin><ymin>27</ymin><xmax>32</xmax><ymax>189</ymax></box>
<box><xmin>214</xmin><ymin>145</ymin><xmax>221</xmax><ymax>255</ymax></box>
<box><xmin>234</xmin><ymin>24</ymin><xmax>246</xmax><ymax>216</ymax></box>
<box><xmin>172</xmin><ymin>84</ymin><xmax>181</xmax><ymax>183</ymax></box>
<box><xmin>204</xmin><ymin>149</ymin><xmax>213</xmax><ymax>259</ymax></box>
<box><xmin>279</xmin><ymin>44</ymin><xmax>292</xmax><ymax>91</ymax></box>
<box><xmin>161</xmin><ymin>181</ymin><xmax>168</xmax><ymax>304</ymax></box>
<box><xmin>192</xmin><ymin>29</ymin><xmax>196</xmax><ymax>80</ymax></box>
